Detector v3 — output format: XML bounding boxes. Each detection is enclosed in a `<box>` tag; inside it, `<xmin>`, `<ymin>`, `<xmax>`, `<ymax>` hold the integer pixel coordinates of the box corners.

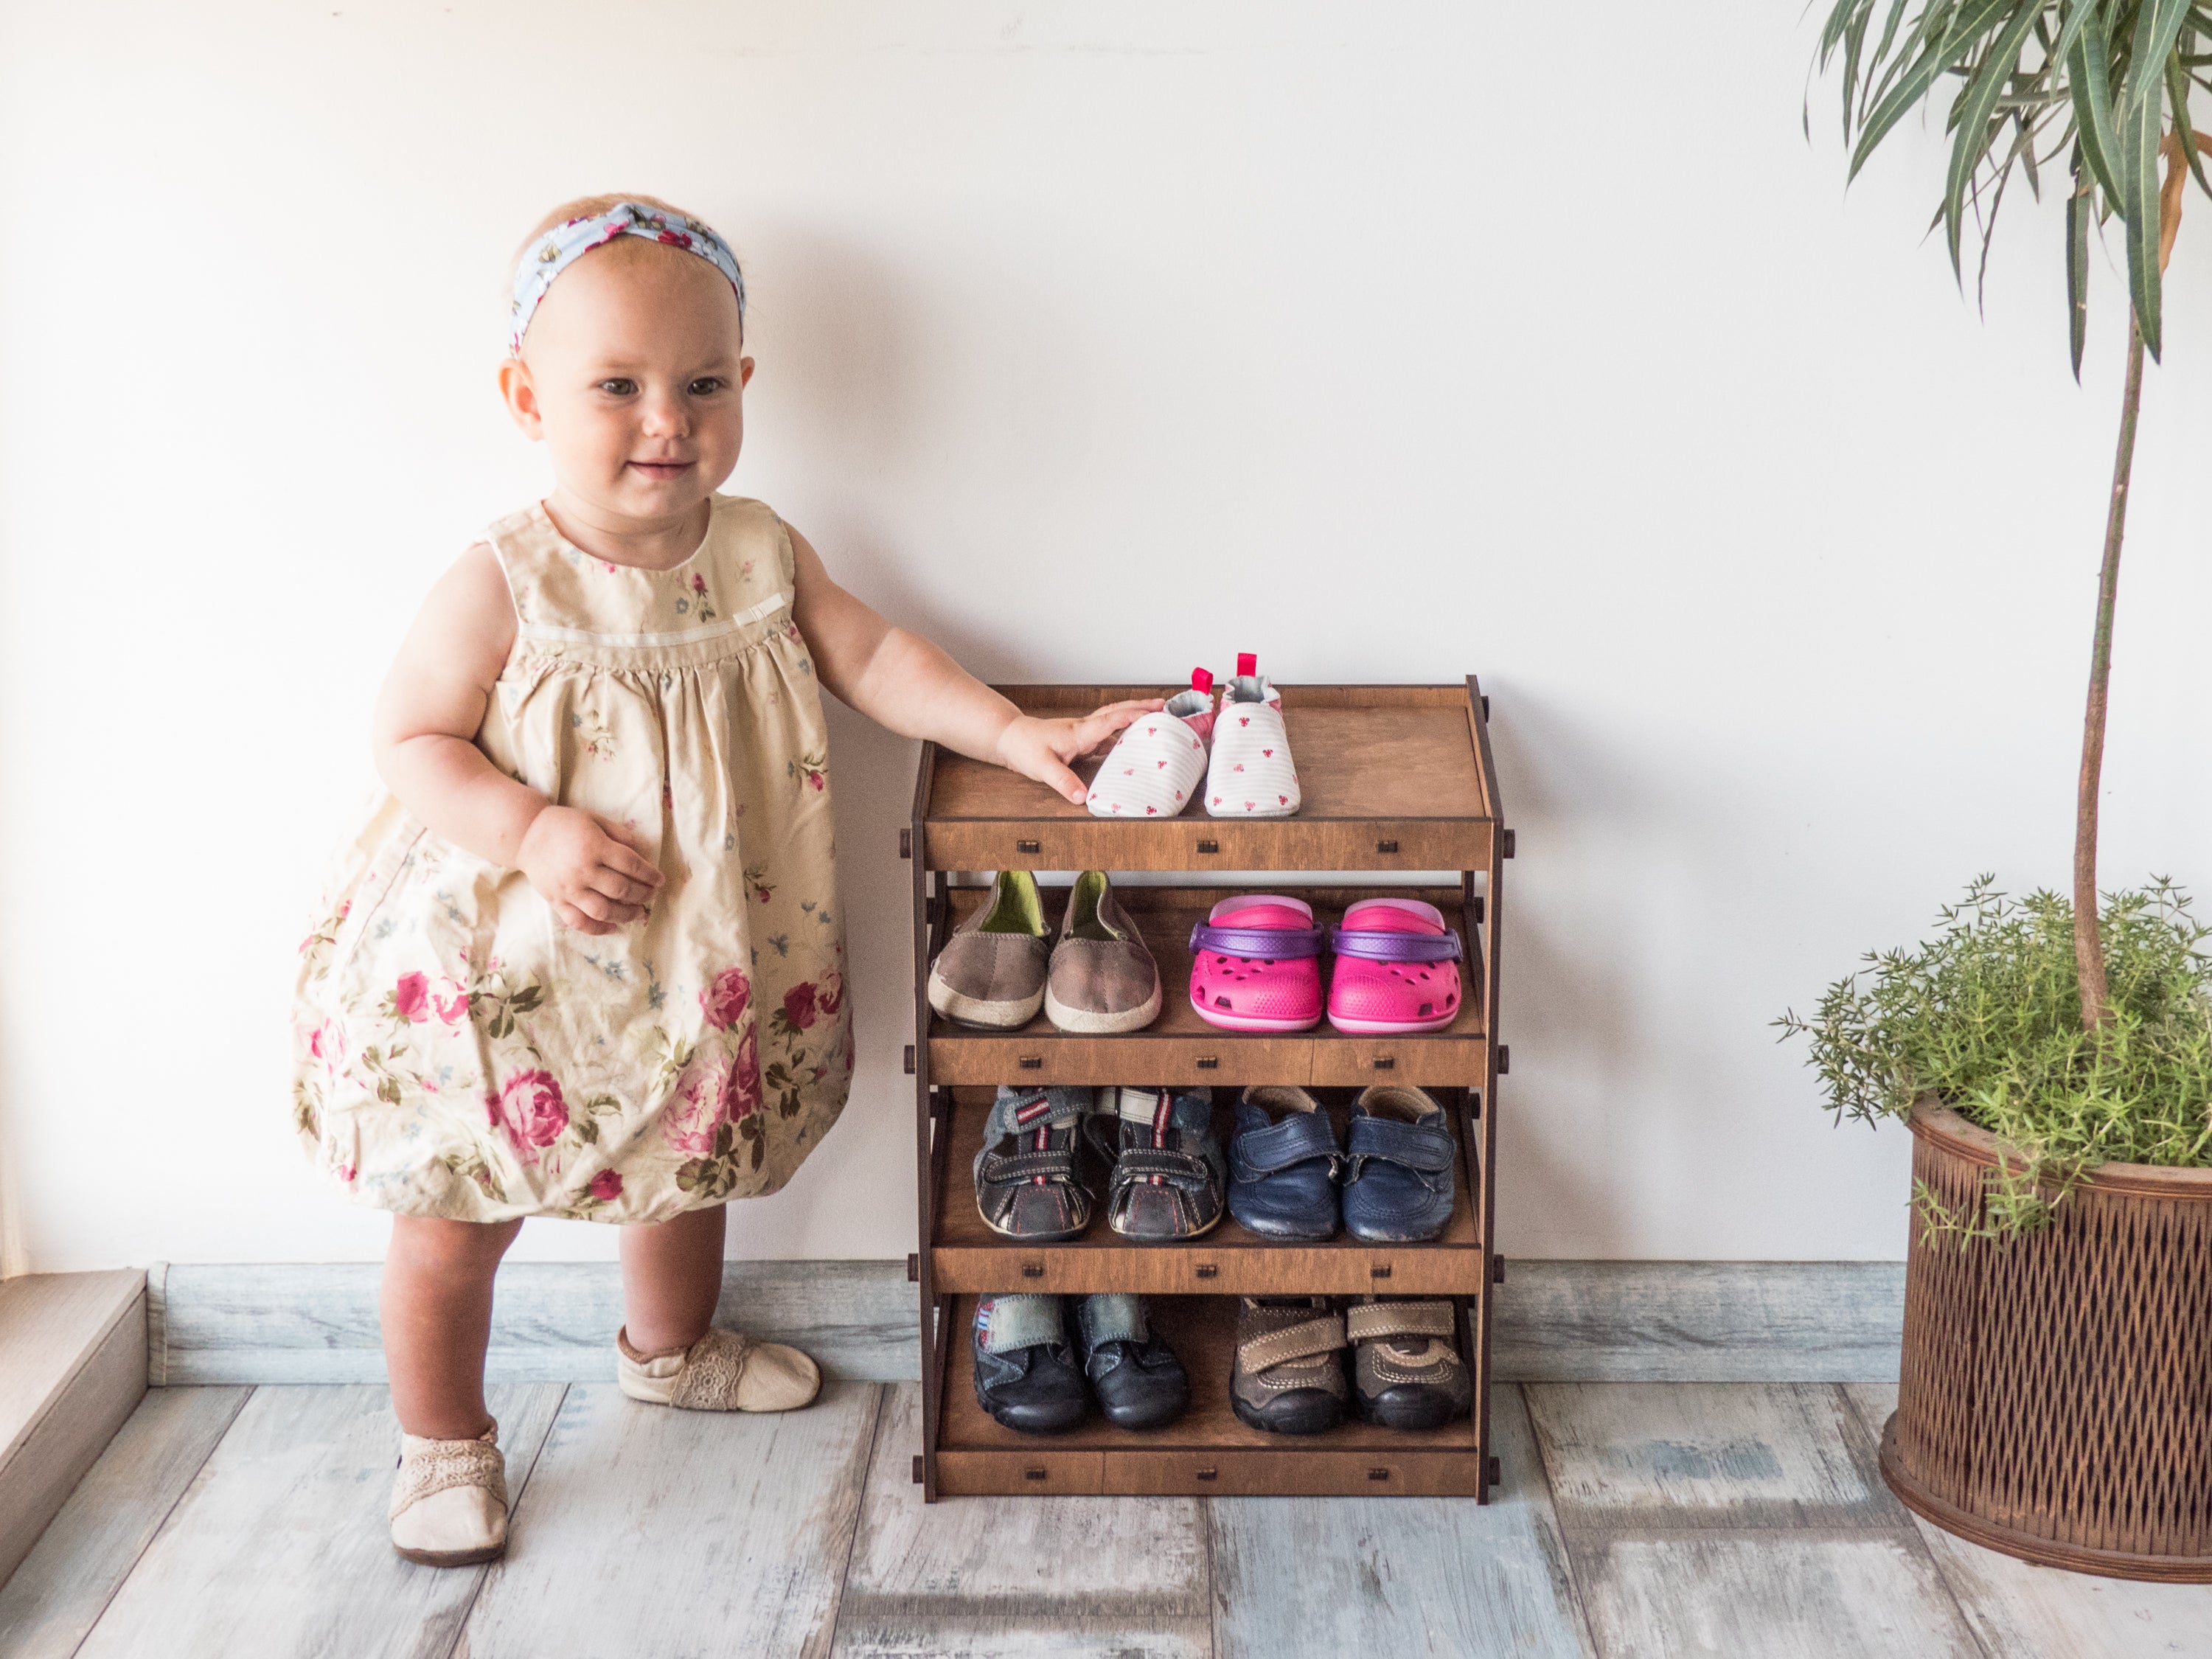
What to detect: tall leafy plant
<box><xmin>1815</xmin><ymin>1</ymin><xmax>2211</xmax><ymax>1030</ymax></box>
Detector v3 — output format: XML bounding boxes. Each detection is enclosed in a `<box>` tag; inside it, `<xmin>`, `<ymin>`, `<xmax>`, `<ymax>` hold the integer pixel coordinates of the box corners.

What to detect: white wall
<box><xmin>1</xmin><ymin>1</ymin><xmax>2206</xmax><ymax>1273</ymax></box>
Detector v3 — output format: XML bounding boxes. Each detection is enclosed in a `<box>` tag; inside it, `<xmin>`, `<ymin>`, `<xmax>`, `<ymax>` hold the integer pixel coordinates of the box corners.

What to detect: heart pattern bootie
<box><xmin>1086</xmin><ymin>669</ymin><xmax>1216</xmax><ymax>818</ymax></box>
<box><xmin>1206</xmin><ymin>653</ymin><xmax>1298</xmax><ymax>817</ymax></box>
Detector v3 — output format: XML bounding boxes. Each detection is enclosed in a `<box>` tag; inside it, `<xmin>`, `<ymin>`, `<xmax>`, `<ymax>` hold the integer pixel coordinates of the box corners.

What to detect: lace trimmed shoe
<box><xmin>389</xmin><ymin>1422</ymin><xmax>507</xmax><ymax>1567</ymax></box>
<box><xmin>616</xmin><ymin>1326</ymin><xmax>821</xmax><ymax>1412</ymax></box>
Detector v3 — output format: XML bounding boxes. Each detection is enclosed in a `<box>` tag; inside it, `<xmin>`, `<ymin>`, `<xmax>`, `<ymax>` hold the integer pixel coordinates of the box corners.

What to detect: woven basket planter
<box><xmin>1881</xmin><ymin>1100</ymin><xmax>2212</xmax><ymax>1581</ymax></box>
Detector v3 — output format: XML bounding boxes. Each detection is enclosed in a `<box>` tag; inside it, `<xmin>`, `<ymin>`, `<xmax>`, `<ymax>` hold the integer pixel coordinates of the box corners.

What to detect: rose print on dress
<box><xmin>700</xmin><ymin>966</ymin><xmax>751</xmax><ymax>1030</ymax></box>
<box><xmin>743</xmin><ymin>863</ymin><xmax>776</xmax><ymax>905</ymax></box>
<box><xmin>726</xmin><ymin>1024</ymin><xmax>762</xmax><ymax>1119</ymax></box>
<box><xmin>764</xmin><ymin>964</ymin><xmax>844</xmax><ymax>1119</ymax></box>
<box><xmin>780</xmin><ymin>981</ymin><xmax>818</xmax><ymax>1032</ymax></box>
<box><xmin>688</xmin><ymin>572</ymin><xmax>718</xmax><ymax>623</ymax></box>
<box><xmin>669</xmin><ymin>1025</ymin><xmax>767</xmax><ymax>1194</ymax></box>
<box><xmin>787</xmin><ymin>749</ymin><xmax>827</xmax><ymax>793</ymax></box>
<box><xmin>487</xmin><ymin>1068</ymin><xmax>570</xmax><ymax>1164</ymax></box>
<box><xmin>662</xmin><ymin>1048</ymin><xmax>732</xmax><ymax>1155</ymax></box>
<box><xmin>566</xmin><ymin>1164</ymin><xmax>625</xmax><ymax>1219</ymax></box>
<box><xmin>390</xmin><ymin>973</ymin><xmax>431</xmax><ymax>1023</ymax></box>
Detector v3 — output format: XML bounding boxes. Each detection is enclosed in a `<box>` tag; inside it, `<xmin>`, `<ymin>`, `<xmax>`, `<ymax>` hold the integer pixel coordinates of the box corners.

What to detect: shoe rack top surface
<box><xmin>933</xmin><ymin>1093</ymin><xmax>1481</xmax><ymax>1296</ymax></box>
<box><xmin>917</xmin><ymin>684</ymin><xmax>1497</xmax><ymax>872</ymax></box>
<box><xmin>939</xmin><ymin>1293</ymin><xmax>1482</xmax><ymax>1456</ymax></box>
<box><xmin>925</xmin><ymin>886</ymin><xmax>1486</xmax><ymax>1088</ymax></box>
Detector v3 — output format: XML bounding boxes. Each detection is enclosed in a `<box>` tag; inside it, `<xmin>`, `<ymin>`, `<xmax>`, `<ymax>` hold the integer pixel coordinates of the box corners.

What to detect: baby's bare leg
<box><xmin>619</xmin><ymin>1203</ymin><xmax>727</xmax><ymax>1353</ymax></box>
<box><xmin>381</xmin><ymin>1215</ymin><xmax>524</xmax><ymax>1439</ymax></box>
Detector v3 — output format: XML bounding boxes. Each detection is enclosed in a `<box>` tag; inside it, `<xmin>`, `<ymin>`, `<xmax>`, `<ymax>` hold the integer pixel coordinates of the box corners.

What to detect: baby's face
<box><xmin>504</xmin><ymin>246</ymin><xmax>751</xmax><ymax>524</ymax></box>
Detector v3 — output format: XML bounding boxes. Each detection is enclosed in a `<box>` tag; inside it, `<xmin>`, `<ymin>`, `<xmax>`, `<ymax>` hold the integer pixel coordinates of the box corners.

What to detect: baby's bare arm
<box><xmin>372</xmin><ymin>546</ymin><xmax>538</xmax><ymax>863</ymax></box>
<box><xmin>787</xmin><ymin>525</ymin><xmax>1159</xmax><ymax>805</ymax></box>
<box><xmin>372</xmin><ymin>546</ymin><xmax>661</xmax><ymax>935</ymax></box>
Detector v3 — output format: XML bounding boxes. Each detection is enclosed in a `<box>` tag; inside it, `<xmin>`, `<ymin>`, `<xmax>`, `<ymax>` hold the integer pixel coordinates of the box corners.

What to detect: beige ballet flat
<box><xmin>389</xmin><ymin>1422</ymin><xmax>507</xmax><ymax>1567</ymax></box>
<box><xmin>616</xmin><ymin>1326</ymin><xmax>821</xmax><ymax>1412</ymax></box>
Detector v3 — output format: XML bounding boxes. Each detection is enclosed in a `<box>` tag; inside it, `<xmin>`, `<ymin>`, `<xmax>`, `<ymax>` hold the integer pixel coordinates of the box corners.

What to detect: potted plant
<box><xmin>1791</xmin><ymin>2</ymin><xmax>2212</xmax><ymax>1580</ymax></box>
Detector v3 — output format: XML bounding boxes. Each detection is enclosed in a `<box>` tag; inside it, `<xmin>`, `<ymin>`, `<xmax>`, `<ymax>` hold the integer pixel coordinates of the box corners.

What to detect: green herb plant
<box><xmin>1815</xmin><ymin>1</ymin><xmax>2212</xmax><ymax>1030</ymax></box>
<box><xmin>1778</xmin><ymin>880</ymin><xmax>2212</xmax><ymax>1237</ymax></box>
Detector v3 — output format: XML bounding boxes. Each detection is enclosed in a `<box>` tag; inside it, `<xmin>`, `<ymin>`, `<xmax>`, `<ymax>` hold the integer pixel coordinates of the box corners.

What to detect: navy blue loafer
<box><xmin>1227</xmin><ymin>1086</ymin><xmax>1342</xmax><ymax>1240</ymax></box>
<box><xmin>971</xmin><ymin>1295</ymin><xmax>1088</xmax><ymax>1435</ymax></box>
<box><xmin>1340</xmin><ymin>1087</ymin><xmax>1457</xmax><ymax>1243</ymax></box>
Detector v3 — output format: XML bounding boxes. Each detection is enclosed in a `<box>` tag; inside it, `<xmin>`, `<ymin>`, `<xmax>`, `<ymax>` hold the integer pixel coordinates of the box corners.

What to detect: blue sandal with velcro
<box><xmin>1340</xmin><ymin>1086</ymin><xmax>1458</xmax><ymax>1242</ymax></box>
<box><xmin>1226</xmin><ymin>1085</ymin><xmax>1343</xmax><ymax>1241</ymax></box>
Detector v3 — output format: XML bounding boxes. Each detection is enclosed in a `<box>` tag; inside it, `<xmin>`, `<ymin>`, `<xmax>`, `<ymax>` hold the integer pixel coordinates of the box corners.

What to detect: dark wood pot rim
<box><xmin>1909</xmin><ymin>1096</ymin><xmax>2212</xmax><ymax>1200</ymax></box>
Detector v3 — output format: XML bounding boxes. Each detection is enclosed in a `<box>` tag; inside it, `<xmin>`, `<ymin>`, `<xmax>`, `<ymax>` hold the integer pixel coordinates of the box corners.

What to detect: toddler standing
<box><xmin>292</xmin><ymin>194</ymin><xmax>1156</xmax><ymax>1564</ymax></box>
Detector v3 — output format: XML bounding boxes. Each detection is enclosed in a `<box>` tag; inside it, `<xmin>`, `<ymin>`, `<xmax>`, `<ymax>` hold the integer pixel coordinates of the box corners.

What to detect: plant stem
<box><xmin>2074</xmin><ymin>315</ymin><xmax>2144</xmax><ymax>1032</ymax></box>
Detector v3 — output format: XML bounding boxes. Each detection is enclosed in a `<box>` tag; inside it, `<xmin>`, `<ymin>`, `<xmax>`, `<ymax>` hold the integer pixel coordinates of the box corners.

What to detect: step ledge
<box><xmin>0</xmin><ymin>1270</ymin><xmax>147</xmax><ymax>1585</ymax></box>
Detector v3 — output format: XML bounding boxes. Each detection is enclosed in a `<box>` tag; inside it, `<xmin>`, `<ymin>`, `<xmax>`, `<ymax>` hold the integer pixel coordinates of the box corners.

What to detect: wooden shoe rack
<box><xmin>905</xmin><ymin>681</ymin><xmax>1506</xmax><ymax>1500</ymax></box>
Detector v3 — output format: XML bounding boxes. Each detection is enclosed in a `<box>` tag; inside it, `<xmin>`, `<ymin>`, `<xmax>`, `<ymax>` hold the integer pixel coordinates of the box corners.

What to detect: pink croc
<box><xmin>1326</xmin><ymin>899</ymin><xmax>1464</xmax><ymax>1034</ymax></box>
<box><xmin>1186</xmin><ymin>895</ymin><xmax>1325</xmax><ymax>1032</ymax></box>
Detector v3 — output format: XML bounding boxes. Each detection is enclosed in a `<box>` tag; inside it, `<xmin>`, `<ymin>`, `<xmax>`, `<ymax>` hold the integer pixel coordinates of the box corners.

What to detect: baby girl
<box><xmin>292</xmin><ymin>194</ymin><xmax>1155</xmax><ymax>1565</ymax></box>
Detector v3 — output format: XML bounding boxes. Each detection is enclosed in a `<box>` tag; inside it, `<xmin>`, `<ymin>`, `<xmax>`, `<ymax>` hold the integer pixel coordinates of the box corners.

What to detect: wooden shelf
<box><xmin>928</xmin><ymin>886</ymin><xmax>1485</xmax><ymax>1088</ymax></box>
<box><xmin>937</xmin><ymin>1295</ymin><xmax>1489</xmax><ymax>1497</ymax></box>
<box><xmin>921</xmin><ymin>685</ymin><xmax>1495</xmax><ymax>872</ymax></box>
<box><xmin>931</xmin><ymin>1094</ymin><xmax>1482</xmax><ymax>1295</ymax></box>
<box><xmin>910</xmin><ymin>680</ymin><xmax>1503</xmax><ymax>1501</ymax></box>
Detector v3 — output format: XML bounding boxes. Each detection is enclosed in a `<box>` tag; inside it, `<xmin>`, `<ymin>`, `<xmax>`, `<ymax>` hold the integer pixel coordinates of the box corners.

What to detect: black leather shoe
<box><xmin>1074</xmin><ymin>1293</ymin><xmax>1189</xmax><ymax>1430</ymax></box>
<box><xmin>971</xmin><ymin>1295</ymin><xmax>1088</xmax><ymax>1434</ymax></box>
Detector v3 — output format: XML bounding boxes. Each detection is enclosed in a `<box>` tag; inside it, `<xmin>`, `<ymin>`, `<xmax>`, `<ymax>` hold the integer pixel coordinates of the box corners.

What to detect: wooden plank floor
<box><xmin>6</xmin><ymin>1382</ymin><xmax>2208</xmax><ymax>1657</ymax></box>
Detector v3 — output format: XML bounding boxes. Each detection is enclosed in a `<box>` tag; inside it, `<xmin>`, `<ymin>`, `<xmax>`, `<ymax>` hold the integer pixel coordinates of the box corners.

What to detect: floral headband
<box><xmin>508</xmin><ymin>201</ymin><xmax>746</xmax><ymax>355</ymax></box>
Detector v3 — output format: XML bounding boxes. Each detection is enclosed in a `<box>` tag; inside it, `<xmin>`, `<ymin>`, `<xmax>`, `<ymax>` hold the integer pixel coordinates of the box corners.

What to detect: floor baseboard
<box><xmin>147</xmin><ymin>1259</ymin><xmax>1903</xmax><ymax>1386</ymax></box>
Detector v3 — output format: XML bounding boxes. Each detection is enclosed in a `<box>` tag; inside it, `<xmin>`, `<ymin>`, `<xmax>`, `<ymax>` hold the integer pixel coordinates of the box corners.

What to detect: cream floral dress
<box><xmin>292</xmin><ymin>495</ymin><xmax>852</xmax><ymax>1223</ymax></box>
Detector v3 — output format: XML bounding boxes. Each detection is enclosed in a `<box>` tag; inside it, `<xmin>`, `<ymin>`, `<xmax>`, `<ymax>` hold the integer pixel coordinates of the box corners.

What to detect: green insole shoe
<box><xmin>927</xmin><ymin>869</ymin><xmax>1048</xmax><ymax>1029</ymax></box>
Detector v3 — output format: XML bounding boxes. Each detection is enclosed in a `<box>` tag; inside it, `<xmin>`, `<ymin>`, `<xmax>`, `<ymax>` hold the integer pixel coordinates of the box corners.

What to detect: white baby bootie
<box><xmin>616</xmin><ymin>1326</ymin><xmax>822</xmax><ymax>1412</ymax></box>
<box><xmin>1206</xmin><ymin>653</ymin><xmax>1300</xmax><ymax>818</ymax></box>
<box><xmin>1086</xmin><ymin>667</ymin><xmax>1217</xmax><ymax>818</ymax></box>
<box><xmin>389</xmin><ymin>1421</ymin><xmax>507</xmax><ymax>1568</ymax></box>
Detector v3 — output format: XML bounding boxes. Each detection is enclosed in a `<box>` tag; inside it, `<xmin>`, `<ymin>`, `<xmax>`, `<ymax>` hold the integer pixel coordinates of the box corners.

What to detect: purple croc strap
<box><xmin>1189</xmin><ymin>923</ymin><xmax>1326</xmax><ymax>959</ymax></box>
<box><xmin>1329</xmin><ymin>927</ymin><xmax>1463</xmax><ymax>964</ymax></box>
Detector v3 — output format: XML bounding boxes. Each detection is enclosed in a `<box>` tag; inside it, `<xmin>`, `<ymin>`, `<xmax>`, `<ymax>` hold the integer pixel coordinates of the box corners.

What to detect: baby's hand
<box><xmin>517</xmin><ymin>806</ymin><xmax>664</xmax><ymax>936</ymax></box>
<box><xmin>995</xmin><ymin>700</ymin><xmax>1165</xmax><ymax>806</ymax></box>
